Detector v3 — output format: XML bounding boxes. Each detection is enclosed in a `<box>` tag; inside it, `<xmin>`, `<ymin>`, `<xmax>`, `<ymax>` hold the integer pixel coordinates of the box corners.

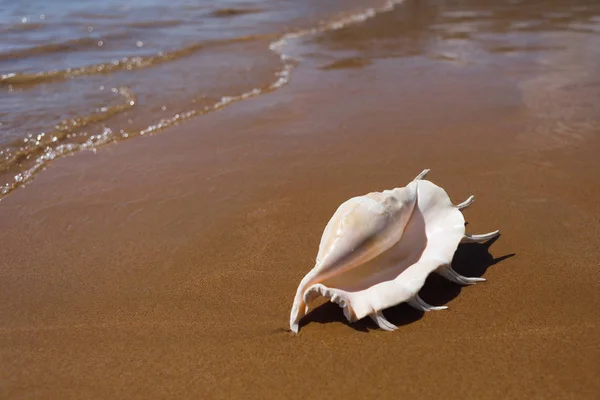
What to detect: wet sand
<box><xmin>2</xmin><ymin>1</ymin><xmax>600</xmax><ymax>399</ymax></box>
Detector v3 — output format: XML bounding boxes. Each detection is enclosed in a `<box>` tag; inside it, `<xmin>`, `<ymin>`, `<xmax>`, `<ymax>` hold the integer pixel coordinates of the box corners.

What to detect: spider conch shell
<box><xmin>290</xmin><ymin>169</ymin><xmax>499</xmax><ymax>333</ymax></box>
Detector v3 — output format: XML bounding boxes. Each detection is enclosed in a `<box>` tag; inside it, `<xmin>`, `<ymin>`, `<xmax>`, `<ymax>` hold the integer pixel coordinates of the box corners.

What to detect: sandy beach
<box><xmin>2</xmin><ymin>0</ymin><xmax>600</xmax><ymax>398</ymax></box>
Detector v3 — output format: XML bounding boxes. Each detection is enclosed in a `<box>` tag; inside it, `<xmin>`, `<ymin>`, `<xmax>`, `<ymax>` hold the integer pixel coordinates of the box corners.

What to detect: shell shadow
<box><xmin>300</xmin><ymin>235</ymin><xmax>514</xmax><ymax>332</ymax></box>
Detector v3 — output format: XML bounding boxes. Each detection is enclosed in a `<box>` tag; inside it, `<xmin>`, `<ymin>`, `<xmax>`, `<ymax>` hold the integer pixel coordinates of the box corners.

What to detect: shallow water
<box><xmin>304</xmin><ymin>0</ymin><xmax>600</xmax><ymax>151</ymax></box>
<box><xmin>1</xmin><ymin>0</ymin><xmax>599</xmax><ymax>199</ymax></box>
<box><xmin>0</xmin><ymin>0</ymin><xmax>389</xmax><ymax>197</ymax></box>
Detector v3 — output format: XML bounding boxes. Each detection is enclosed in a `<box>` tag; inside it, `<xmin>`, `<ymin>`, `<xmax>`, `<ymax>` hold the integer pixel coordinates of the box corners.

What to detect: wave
<box><xmin>0</xmin><ymin>33</ymin><xmax>276</xmax><ymax>87</ymax></box>
<box><xmin>212</xmin><ymin>8</ymin><xmax>263</xmax><ymax>18</ymax></box>
<box><xmin>125</xmin><ymin>19</ymin><xmax>184</xmax><ymax>29</ymax></box>
<box><xmin>0</xmin><ymin>87</ymin><xmax>136</xmax><ymax>173</ymax></box>
<box><xmin>0</xmin><ymin>0</ymin><xmax>406</xmax><ymax>199</ymax></box>
<box><xmin>0</xmin><ymin>22</ymin><xmax>45</xmax><ymax>33</ymax></box>
<box><xmin>66</xmin><ymin>12</ymin><xmax>123</xmax><ymax>21</ymax></box>
<box><xmin>0</xmin><ymin>34</ymin><xmax>129</xmax><ymax>61</ymax></box>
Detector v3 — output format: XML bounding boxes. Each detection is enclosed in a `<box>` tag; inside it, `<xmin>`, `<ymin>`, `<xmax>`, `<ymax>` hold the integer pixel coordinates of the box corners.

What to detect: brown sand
<box><xmin>2</xmin><ymin>10</ymin><xmax>600</xmax><ymax>400</ymax></box>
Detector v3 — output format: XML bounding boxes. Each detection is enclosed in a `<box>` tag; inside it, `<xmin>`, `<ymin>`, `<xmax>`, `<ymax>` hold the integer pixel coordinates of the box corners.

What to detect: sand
<box><xmin>2</xmin><ymin>5</ymin><xmax>600</xmax><ymax>399</ymax></box>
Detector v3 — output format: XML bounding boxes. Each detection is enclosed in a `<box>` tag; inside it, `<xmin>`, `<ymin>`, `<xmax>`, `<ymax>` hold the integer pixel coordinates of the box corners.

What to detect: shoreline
<box><xmin>0</xmin><ymin>0</ymin><xmax>403</xmax><ymax>201</ymax></box>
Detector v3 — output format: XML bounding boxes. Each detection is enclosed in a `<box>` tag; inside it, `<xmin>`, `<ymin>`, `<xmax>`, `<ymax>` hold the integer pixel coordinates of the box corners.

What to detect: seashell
<box><xmin>290</xmin><ymin>169</ymin><xmax>499</xmax><ymax>333</ymax></box>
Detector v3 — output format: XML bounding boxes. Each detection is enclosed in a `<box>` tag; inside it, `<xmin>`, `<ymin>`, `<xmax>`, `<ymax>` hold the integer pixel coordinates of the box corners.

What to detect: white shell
<box><xmin>290</xmin><ymin>169</ymin><xmax>499</xmax><ymax>333</ymax></box>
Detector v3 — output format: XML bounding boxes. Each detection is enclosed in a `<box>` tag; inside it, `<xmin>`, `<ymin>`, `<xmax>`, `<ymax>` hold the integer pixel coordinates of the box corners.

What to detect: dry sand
<box><xmin>2</xmin><ymin>16</ymin><xmax>600</xmax><ymax>400</ymax></box>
